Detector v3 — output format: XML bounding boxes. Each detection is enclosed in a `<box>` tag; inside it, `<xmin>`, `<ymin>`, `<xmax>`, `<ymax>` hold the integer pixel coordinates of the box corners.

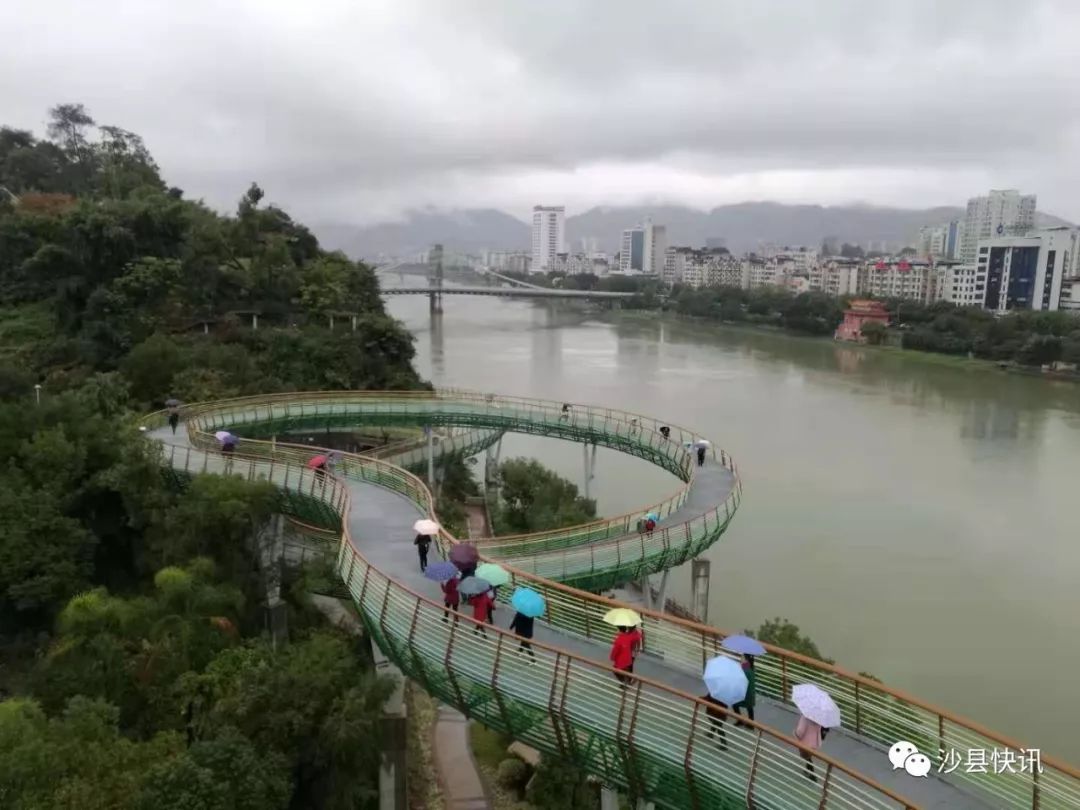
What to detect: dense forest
<box><xmin>0</xmin><ymin>104</ymin><xmax>426</xmax><ymax>809</ymax></box>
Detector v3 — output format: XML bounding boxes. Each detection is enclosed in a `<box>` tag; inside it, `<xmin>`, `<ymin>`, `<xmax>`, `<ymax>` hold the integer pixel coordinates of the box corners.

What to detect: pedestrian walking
<box><xmin>732</xmin><ymin>654</ymin><xmax>756</xmax><ymax>726</ymax></box>
<box><xmin>168</xmin><ymin>410</ymin><xmax>179</xmax><ymax>434</ymax></box>
<box><xmin>560</xmin><ymin>403</ymin><xmax>571</xmax><ymax>421</ymax></box>
<box><xmin>471</xmin><ymin>589</ymin><xmax>495</xmax><ymax>636</ymax></box>
<box><xmin>644</xmin><ymin>516</ymin><xmax>656</xmax><ymax>537</ymax></box>
<box><xmin>794</xmin><ymin>714</ymin><xmax>829</xmax><ymax>782</ymax></box>
<box><xmin>696</xmin><ymin>444</ymin><xmax>706</xmax><ymax>467</ymax></box>
<box><xmin>509</xmin><ymin>610</ymin><xmax>536</xmax><ymax>660</ymax></box>
<box><xmin>609</xmin><ymin>625</ymin><xmax>642</xmax><ymax>686</ymax></box>
<box><xmin>220</xmin><ymin>434</ymin><xmax>237</xmax><ymax>472</ymax></box>
<box><xmin>659</xmin><ymin>425</ymin><xmax>670</xmax><ymax>440</ymax></box>
<box><xmin>414</xmin><ymin>533</ymin><xmax>432</xmax><ymax>572</ymax></box>
<box><xmin>701</xmin><ymin>695</ymin><xmax>729</xmax><ymax>751</ymax></box>
<box><xmin>441</xmin><ymin>575</ymin><xmax>460</xmax><ymax>622</ymax></box>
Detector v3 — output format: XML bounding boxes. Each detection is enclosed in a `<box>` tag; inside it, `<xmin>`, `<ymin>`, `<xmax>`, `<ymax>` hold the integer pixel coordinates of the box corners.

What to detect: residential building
<box><xmin>619</xmin><ymin>217</ymin><xmax>666</xmax><ymax>275</ymax></box>
<box><xmin>774</xmin><ymin>249</ymin><xmax>817</xmax><ymax>274</ymax></box>
<box><xmin>531</xmin><ymin>205</ymin><xmax>566</xmax><ymax>273</ymax></box>
<box><xmin>483</xmin><ymin>250</ymin><xmax>532</xmax><ymax>274</ymax></box>
<box><xmin>1060</xmin><ymin>278</ymin><xmax>1080</xmax><ymax>313</ymax></box>
<box><xmin>859</xmin><ymin>259</ymin><xmax>935</xmax><ymax>303</ymax></box>
<box><xmin>918</xmin><ymin>220</ymin><xmax>961</xmax><ymax>260</ymax></box>
<box><xmin>809</xmin><ymin>259</ymin><xmax>860</xmax><ymax>297</ymax></box>
<box><xmin>835</xmin><ymin>300</ymin><xmax>890</xmax><ymax>342</ymax></box>
<box><xmin>940</xmin><ymin>264</ymin><xmax>984</xmax><ymax>307</ymax></box>
<box><xmin>663</xmin><ymin>247</ymin><xmax>744</xmax><ymax>289</ymax></box>
<box><xmin>745</xmin><ymin>256</ymin><xmax>786</xmax><ymax>289</ymax></box>
<box><xmin>552</xmin><ymin>252</ymin><xmax>608</xmax><ymax>276</ymax></box>
<box><xmin>958</xmin><ymin>189</ymin><xmax>1036</xmax><ymax>265</ymax></box>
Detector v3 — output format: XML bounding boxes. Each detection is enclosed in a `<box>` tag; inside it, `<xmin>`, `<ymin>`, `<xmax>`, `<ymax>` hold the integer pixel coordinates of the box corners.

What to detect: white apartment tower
<box><xmin>619</xmin><ymin>218</ymin><xmax>666</xmax><ymax>275</ymax></box>
<box><xmin>959</xmin><ymin>190</ymin><xmax>1036</xmax><ymax>265</ymax></box>
<box><xmin>531</xmin><ymin>206</ymin><xmax>566</xmax><ymax>273</ymax></box>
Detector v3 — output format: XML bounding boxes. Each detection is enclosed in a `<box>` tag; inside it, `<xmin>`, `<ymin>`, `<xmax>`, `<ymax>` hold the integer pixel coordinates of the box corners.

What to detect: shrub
<box><xmin>497</xmin><ymin>757</ymin><xmax>531</xmax><ymax>795</ymax></box>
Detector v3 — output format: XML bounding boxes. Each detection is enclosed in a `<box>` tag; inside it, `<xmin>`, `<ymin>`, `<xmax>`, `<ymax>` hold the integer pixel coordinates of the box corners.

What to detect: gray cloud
<box><xmin>2</xmin><ymin>0</ymin><xmax>1078</xmax><ymax>223</ymax></box>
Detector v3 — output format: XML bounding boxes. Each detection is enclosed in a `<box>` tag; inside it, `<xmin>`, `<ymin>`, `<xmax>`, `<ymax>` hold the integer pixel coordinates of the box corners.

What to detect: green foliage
<box><xmin>748</xmin><ymin>617</ymin><xmax>834</xmax><ymax>664</ymax></box>
<box><xmin>182</xmin><ymin>629</ymin><xmax>394</xmax><ymax>809</ymax></box>
<box><xmin>0</xmin><ymin>696</ymin><xmax>182</xmax><ymax>810</ymax></box>
<box><xmin>525</xmin><ymin>756</ymin><xmax>598</xmax><ymax>810</ymax></box>
<box><xmin>497</xmin><ymin>757</ymin><xmax>531</xmax><ymax>794</ymax></box>
<box><xmin>859</xmin><ymin>319</ymin><xmax>888</xmax><ymax>345</ymax></box>
<box><xmin>493</xmin><ymin>458</ymin><xmax>597</xmax><ymax>534</ymax></box>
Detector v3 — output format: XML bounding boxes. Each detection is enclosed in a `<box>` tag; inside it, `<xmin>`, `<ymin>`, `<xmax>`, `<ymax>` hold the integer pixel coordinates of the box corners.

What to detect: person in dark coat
<box><xmin>509</xmin><ymin>611</ymin><xmax>536</xmax><ymax>659</ymax></box>
<box><xmin>701</xmin><ymin>694</ymin><xmax>729</xmax><ymax>750</ymax></box>
<box><xmin>414</xmin><ymin>534</ymin><xmax>432</xmax><ymax>572</ymax></box>
<box><xmin>168</xmin><ymin>409</ymin><xmax>180</xmax><ymax>434</ymax></box>
<box><xmin>732</xmin><ymin>653</ymin><xmax>757</xmax><ymax>726</ymax></box>
<box><xmin>471</xmin><ymin>589</ymin><xmax>494</xmax><ymax>636</ymax></box>
<box><xmin>696</xmin><ymin>445</ymin><xmax>706</xmax><ymax>466</ymax></box>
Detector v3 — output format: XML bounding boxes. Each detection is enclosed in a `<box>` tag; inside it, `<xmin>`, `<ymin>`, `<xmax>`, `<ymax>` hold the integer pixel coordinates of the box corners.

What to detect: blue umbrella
<box><xmin>645</xmin><ymin>512</ymin><xmax>659</xmax><ymax>522</ymax></box>
<box><xmin>721</xmin><ymin>635</ymin><xmax>767</xmax><ymax>656</ymax></box>
<box><xmin>424</xmin><ymin>561</ymin><xmax>459</xmax><ymax>582</ymax></box>
<box><xmin>510</xmin><ymin>588</ymin><xmax>546</xmax><ymax>618</ymax></box>
<box><xmin>703</xmin><ymin>656</ymin><xmax>748</xmax><ymax>706</ymax></box>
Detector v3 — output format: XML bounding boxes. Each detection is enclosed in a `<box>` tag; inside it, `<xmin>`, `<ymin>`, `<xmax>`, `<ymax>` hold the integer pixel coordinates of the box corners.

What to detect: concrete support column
<box><xmin>372</xmin><ymin>643</ymin><xmax>407</xmax><ymax>810</ymax></box>
<box><xmin>691</xmin><ymin>558</ymin><xmax>711</xmax><ymax>623</ymax></box>
<box><xmin>351</xmin><ymin>314</ymin><xmax>358</xmax><ymax>332</ymax></box>
<box><xmin>425</xmin><ymin>426</ymin><xmax>435</xmax><ymax>488</ymax></box>
<box><xmin>654</xmin><ymin>569</ymin><xmax>669</xmax><ymax>615</ymax></box>
<box><xmin>601</xmin><ymin>787</ymin><xmax>619</xmax><ymax>810</ymax></box>
<box><xmin>202</xmin><ymin>322</ymin><xmax>209</xmax><ymax>335</ymax></box>
<box><xmin>635</xmin><ymin>801</ymin><xmax>655</xmax><ymax>810</ymax></box>
<box><xmin>583</xmin><ymin>442</ymin><xmax>597</xmax><ymax>501</ymax></box>
<box><xmin>252</xmin><ymin>313</ymin><xmax>258</xmax><ymax>330</ymax></box>
<box><xmin>639</xmin><ymin>575</ymin><xmax>653</xmax><ymax>611</ymax></box>
<box><xmin>329</xmin><ymin>314</ymin><xmax>335</xmax><ymax>331</ymax></box>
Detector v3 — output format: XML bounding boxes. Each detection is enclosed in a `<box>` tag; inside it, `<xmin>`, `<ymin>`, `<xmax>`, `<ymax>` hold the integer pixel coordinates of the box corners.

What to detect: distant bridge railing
<box><xmin>147</xmin><ymin>412</ymin><xmax>920</xmax><ymax>810</ymax></box>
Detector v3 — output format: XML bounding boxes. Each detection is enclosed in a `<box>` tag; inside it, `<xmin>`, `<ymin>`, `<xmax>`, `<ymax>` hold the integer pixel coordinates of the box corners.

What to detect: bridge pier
<box><xmin>582</xmin><ymin>442</ymin><xmax>597</xmax><ymax>501</ymax></box>
<box><xmin>690</xmin><ymin>558</ymin><xmax>711</xmax><ymax>622</ymax></box>
<box><xmin>601</xmin><ymin>787</ymin><xmax>619</xmax><ymax>810</ymax></box>
<box><xmin>425</xmin><ymin>425</ymin><xmax>435</xmax><ymax>489</ymax></box>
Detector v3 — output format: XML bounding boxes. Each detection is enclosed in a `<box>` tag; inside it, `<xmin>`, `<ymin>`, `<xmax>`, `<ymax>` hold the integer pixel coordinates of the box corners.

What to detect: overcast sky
<box><xmin>3</xmin><ymin>0</ymin><xmax>1079</xmax><ymax>224</ymax></box>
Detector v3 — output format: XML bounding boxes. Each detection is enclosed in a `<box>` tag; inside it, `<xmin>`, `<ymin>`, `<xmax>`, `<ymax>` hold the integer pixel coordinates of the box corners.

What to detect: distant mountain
<box><xmin>316</xmin><ymin>208</ymin><xmax>529</xmax><ymax>259</ymax></box>
<box><xmin>316</xmin><ymin>203</ymin><xmax>1071</xmax><ymax>259</ymax></box>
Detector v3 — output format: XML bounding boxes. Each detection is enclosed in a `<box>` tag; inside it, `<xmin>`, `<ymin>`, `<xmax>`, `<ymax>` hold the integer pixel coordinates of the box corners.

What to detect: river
<box><xmin>384</xmin><ymin>282</ymin><xmax>1080</xmax><ymax>763</ymax></box>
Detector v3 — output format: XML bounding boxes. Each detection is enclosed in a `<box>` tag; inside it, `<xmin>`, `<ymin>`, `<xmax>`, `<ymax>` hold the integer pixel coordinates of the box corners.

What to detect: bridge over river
<box><xmin>144</xmin><ymin>391</ymin><xmax>1078</xmax><ymax>810</ymax></box>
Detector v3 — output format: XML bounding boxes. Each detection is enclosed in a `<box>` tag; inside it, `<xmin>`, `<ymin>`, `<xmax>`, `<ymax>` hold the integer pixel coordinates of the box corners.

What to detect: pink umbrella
<box><xmin>449</xmin><ymin>543</ymin><xmax>479</xmax><ymax>569</ymax></box>
<box><xmin>307</xmin><ymin>455</ymin><xmax>329</xmax><ymax>469</ymax></box>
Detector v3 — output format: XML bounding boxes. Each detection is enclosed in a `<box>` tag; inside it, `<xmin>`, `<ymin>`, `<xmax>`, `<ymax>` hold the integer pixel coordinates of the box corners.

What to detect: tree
<box><xmin>1018</xmin><ymin>334</ymin><xmax>1062</xmax><ymax>367</ymax></box>
<box><xmin>47</xmin><ymin>104</ymin><xmax>95</xmax><ymax>159</ymax></box>
<box><xmin>897</xmin><ymin>246</ymin><xmax>917</xmax><ymax>257</ymax></box>
<box><xmin>494</xmin><ymin>458</ymin><xmax>597</xmax><ymax>534</ymax></box>
<box><xmin>860</xmin><ymin>319</ymin><xmax>887</xmax><ymax>346</ymax></box>
<box><xmin>749</xmin><ymin>617</ymin><xmax>833</xmax><ymax>664</ymax></box>
<box><xmin>781</xmin><ymin>291</ymin><xmax>843</xmax><ymax>335</ymax></box>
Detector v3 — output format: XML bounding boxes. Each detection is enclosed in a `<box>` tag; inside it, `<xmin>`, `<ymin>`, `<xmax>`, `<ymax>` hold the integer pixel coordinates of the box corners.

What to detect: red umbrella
<box><xmin>307</xmin><ymin>455</ymin><xmax>329</xmax><ymax>469</ymax></box>
<box><xmin>449</xmin><ymin>543</ymin><xmax>479</xmax><ymax>568</ymax></box>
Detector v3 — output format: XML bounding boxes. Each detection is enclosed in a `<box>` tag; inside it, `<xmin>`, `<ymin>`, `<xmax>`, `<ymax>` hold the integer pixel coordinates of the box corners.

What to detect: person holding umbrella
<box><xmin>609</xmin><ymin>624</ymin><xmax>642</xmax><ymax>686</ymax></box>
<box><xmin>413</xmin><ymin>519</ymin><xmax>439</xmax><ymax>573</ymax></box>
<box><xmin>791</xmin><ymin>683</ymin><xmax>840</xmax><ymax>783</ymax></box>
<box><xmin>424</xmin><ymin>561</ymin><xmax>460</xmax><ymax>621</ymax></box>
<box><xmin>216</xmin><ymin>431</ymin><xmax>238</xmax><ymax>471</ymax></box>
<box><xmin>165</xmin><ymin>398</ymin><xmax>181</xmax><ymax>434</ymax></box>
<box><xmin>509</xmin><ymin>611</ymin><xmax>536</xmax><ymax>660</ymax></box>
<box><xmin>720</xmin><ymin>635</ymin><xmax>766</xmax><ymax>726</ymax></box>
<box><xmin>701</xmin><ymin>655</ymin><xmax>747</xmax><ymax>750</ymax></box>
<box><xmin>470</xmin><ymin>588</ymin><xmax>495</xmax><ymax>636</ymax></box>
<box><xmin>695</xmin><ymin>439</ymin><xmax>708</xmax><ymax>467</ymax></box>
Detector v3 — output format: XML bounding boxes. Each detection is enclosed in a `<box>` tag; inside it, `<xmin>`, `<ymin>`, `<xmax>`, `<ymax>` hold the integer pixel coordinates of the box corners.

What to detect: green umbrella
<box><xmin>474</xmin><ymin>563</ymin><xmax>510</xmax><ymax>587</ymax></box>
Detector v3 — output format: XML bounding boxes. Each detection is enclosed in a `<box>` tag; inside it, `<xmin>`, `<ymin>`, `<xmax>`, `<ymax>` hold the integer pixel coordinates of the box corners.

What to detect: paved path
<box><xmin>434</xmin><ymin>706</ymin><xmax>492</xmax><ymax>810</ymax></box>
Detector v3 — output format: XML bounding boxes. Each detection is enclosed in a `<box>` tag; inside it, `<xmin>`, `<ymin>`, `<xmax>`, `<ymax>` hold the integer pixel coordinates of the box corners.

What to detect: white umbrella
<box><xmin>693</xmin><ymin>439</ymin><xmax>711</xmax><ymax>448</ymax></box>
<box><xmin>791</xmin><ymin>684</ymin><xmax>841</xmax><ymax>728</ymax></box>
<box><xmin>413</xmin><ymin>518</ymin><xmax>439</xmax><ymax>535</ymax></box>
<box><xmin>214</xmin><ymin>430</ymin><xmax>231</xmax><ymax>441</ymax></box>
<box><xmin>703</xmin><ymin>656</ymin><xmax>748</xmax><ymax>705</ymax></box>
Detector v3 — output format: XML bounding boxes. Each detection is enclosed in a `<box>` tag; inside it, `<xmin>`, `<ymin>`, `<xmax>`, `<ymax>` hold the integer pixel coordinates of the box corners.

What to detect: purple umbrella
<box><xmin>449</xmin><ymin>543</ymin><xmax>479</xmax><ymax>569</ymax></box>
<box><xmin>424</xmin><ymin>561</ymin><xmax>458</xmax><ymax>582</ymax></box>
<box><xmin>721</xmin><ymin>635</ymin><xmax>767</xmax><ymax>656</ymax></box>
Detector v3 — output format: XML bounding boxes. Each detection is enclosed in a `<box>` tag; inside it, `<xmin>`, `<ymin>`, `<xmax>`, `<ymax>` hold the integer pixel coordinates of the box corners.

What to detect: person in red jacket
<box><xmin>471</xmin><ymin>589</ymin><xmax>494</xmax><ymax>636</ymax></box>
<box><xmin>609</xmin><ymin>625</ymin><xmax>642</xmax><ymax>686</ymax></box>
<box><xmin>441</xmin><ymin>576</ymin><xmax>460</xmax><ymax>623</ymax></box>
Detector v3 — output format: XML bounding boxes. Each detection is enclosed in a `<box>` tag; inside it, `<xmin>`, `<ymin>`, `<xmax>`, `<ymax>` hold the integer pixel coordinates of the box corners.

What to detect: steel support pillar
<box><xmin>601</xmin><ymin>787</ymin><xmax>619</xmax><ymax>810</ymax></box>
<box><xmin>691</xmin><ymin>558</ymin><xmax>711</xmax><ymax>623</ymax></box>
<box><xmin>426</xmin><ymin>426</ymin><xmax>435</xmax><ymax>488</ymax></box>
<box><xmin>654</xmin><ymin>569</ymin><xmax>669</xmax><ymax>615</ymax></box>
<box><xmin>251</xmin><ymin>313</ymin><xmax>258</xmax><ymax>330</ymax></box>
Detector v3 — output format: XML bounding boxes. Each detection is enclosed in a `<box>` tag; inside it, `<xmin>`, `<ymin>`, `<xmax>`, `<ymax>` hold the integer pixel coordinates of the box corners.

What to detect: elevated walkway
<box><xmin>144</xmin><ymin>391</ymin><xmax>1078</xmax><ymax>810</ymax></box>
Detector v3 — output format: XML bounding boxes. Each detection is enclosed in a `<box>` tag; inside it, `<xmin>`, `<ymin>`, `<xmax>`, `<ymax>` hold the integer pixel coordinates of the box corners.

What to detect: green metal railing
<box><xmin>159</xmin><ymin>393</ymin><xmax>1080</xmax><ymax>809</ymax></box>
<box><xmin>149</xmin><ymin>424</ymin><xmax>917</xmax><ymax>809</ymax></box>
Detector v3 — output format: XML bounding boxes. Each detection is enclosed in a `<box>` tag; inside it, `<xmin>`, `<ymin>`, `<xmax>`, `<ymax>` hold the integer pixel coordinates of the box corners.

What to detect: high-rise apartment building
<box><xmin>918</xmin><ymin>220</ymin><xmax>961</xmax><ymax>260</ymax></box>
<box><xmin>958</xmin><ymin>190</ymin><xmax>1036</xmax><ymax>265</ymax></box>
<box><xmin>619</xmin><ymin>218</ymin><xmax>666</xmax><ymax>275</ymax></box>
<box><xmin>531</xmin><ymin>206</ymin><xmax>566</xmax><ymax>273</ymax></box>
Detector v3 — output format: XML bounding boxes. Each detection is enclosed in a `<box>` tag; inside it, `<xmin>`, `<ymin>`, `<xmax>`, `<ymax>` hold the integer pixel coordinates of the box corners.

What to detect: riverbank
<box><xmin>605</xmin><ymin>308</ymin><xmax>1080</xmax><ymax>382</ymax></box>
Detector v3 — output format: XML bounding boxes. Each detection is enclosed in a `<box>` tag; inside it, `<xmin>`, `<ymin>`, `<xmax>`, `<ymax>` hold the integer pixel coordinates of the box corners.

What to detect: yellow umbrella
<box><xmin>603</xmin><ymin>608</ymin><xmax>642</xmax><ymax>627</ymax></box>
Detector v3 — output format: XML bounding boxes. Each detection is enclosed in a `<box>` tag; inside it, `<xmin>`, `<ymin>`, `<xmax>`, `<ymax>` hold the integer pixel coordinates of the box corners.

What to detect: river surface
<box><xmin>384</xmin><ymin>282</ymin><xmax>1080</xmax><ymax>763</ymax></box>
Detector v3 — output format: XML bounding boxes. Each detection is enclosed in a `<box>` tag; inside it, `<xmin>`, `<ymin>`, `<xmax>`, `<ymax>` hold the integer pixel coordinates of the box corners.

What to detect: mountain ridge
<box><xmin>315</xmin><ymin>202</ymin><xmax>1072</xmax><ymax>259</ymax></box>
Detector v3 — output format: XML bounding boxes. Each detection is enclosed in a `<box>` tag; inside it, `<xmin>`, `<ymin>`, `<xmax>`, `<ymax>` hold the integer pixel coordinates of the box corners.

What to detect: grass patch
<box><xmin>406</xmin><ymin>682</ymin><xmax>445</xmax><ymax>810</ymax></box>
<box><xmin>0</xmin><ymin>302</ymin><xmax>55</xmax><ymax>361</ymax></box>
